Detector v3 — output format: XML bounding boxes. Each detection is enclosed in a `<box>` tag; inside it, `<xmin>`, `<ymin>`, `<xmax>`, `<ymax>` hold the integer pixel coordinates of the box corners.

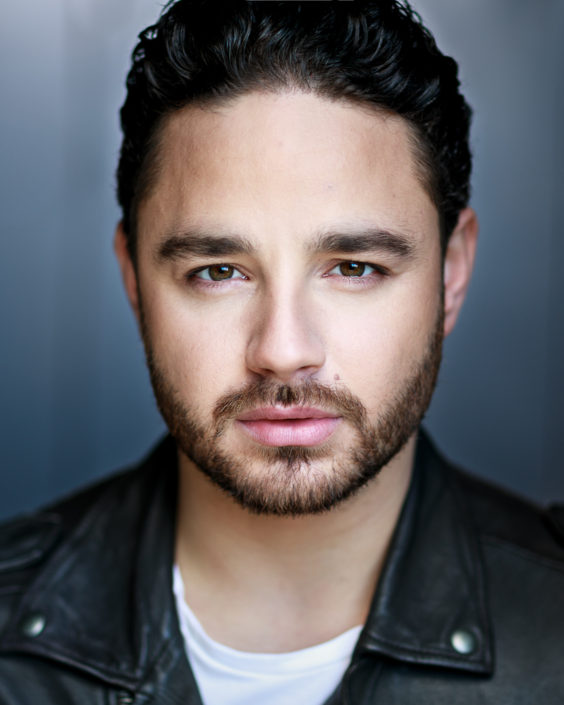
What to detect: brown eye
<box><xmin>208</xmin><ymin>264</ymin><xmax>234</xmax><ymax>281</ymax></box>
<box><xmin>193</xmin><ymin>264</ymin><xmax>245</xmax><ymax>282</ymax></box>
<box><xmin>339</xmin><ymin>261</ymin><xmax>366</xmax><ymax>277</ymax></box>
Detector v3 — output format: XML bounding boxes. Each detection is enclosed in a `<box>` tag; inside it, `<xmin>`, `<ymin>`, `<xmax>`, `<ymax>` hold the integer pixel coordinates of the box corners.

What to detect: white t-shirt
<box><xmin>173</xmin><ymin>565</ymin><xmax>362</xmax><ymax>705</ymax></box>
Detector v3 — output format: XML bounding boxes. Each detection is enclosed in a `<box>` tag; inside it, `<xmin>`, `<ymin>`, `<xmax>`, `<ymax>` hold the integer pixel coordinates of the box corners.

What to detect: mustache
<box><xmin>212</xmin><ymin>379</ymin><xmax>368</xmax><ymax>432</ymax></box>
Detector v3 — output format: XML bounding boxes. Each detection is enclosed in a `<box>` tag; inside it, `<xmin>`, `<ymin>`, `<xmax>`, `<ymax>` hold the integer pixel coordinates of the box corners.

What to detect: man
<box><xmin>0</xmin><ymin>1</ymin><xmax>562</xmax><ymax>703</ymax></box>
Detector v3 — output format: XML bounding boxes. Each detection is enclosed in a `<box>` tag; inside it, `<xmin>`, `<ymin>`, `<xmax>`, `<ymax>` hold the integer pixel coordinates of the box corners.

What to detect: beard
<box><xmin>141</xmin><ymin>307</ymin><xmax>444</xmax><ymax>517</ymax></box>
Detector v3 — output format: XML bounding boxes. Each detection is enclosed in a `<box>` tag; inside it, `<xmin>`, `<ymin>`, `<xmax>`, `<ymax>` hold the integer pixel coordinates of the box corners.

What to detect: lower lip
<box><xmin>237</xmin><ymin>417</ymin><xmax>340</xmax><ymax>447</ymax></box>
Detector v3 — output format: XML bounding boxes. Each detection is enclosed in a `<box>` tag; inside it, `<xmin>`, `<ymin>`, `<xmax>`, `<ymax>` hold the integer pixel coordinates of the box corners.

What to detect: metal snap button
<box><xmin>450</xmin><ymin>629</ymin><xmax>476</xmax><ymax>654</ymax></box>
<box><xmin>20</xmin><ymin>612</ymin><xmax>46</xmax><ymax>638</ymax></box>
<box><xmin>117</xmin><ymin>695</ymin><xmax>135</xmax><ymax>705</ymax></box>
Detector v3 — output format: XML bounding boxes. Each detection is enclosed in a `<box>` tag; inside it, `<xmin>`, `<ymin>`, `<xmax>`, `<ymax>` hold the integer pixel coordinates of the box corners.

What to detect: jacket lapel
<box><xmin>0</xmin><ymin>438</ymin><xmax>198</xmax><ymax>697</ymax></box>
<box><xmin>357</xmin><ymin>432</ymin><xmax>494</xmax><ymax>675</ymax></box>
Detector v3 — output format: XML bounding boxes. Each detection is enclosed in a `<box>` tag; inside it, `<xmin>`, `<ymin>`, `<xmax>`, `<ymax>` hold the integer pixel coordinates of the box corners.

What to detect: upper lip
<box><xmin>237</xmin><ymin>406</ymin><xmax>340</xmax><ymax>421</ymax></box>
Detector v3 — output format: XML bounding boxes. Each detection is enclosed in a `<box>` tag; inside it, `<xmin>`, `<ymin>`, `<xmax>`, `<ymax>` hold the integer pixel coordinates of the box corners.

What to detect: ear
<box><xmin>443</xmin><ymin>207</ymin><xmax>478</xmax><ymax>337</ymax></box>
<box><xmin>114</xmin><ymin>222</ymin><xmax>141</xmax><ymax>322</ymax></box>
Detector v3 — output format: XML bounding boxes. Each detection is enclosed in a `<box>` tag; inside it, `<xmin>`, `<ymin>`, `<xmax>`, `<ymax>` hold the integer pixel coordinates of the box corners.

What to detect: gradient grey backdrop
<box><xmin>1</xmin><ymin>0</ymin><xmax>563</xmax><ymax>520</ymax></box>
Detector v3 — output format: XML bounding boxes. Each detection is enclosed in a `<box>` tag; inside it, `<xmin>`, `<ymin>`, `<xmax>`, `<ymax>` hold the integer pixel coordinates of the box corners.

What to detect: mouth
<box><xmin>236</xmin><ymin>406</ymin><xmax>341</xmax><ymax>447</ymax></box>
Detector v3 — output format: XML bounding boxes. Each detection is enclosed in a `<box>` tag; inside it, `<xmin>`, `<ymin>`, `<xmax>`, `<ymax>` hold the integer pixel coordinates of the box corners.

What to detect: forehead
<box><xmin>137</xmin><ymin>91</ymin><xmax>439</xmax><ymax>250</ymax></box>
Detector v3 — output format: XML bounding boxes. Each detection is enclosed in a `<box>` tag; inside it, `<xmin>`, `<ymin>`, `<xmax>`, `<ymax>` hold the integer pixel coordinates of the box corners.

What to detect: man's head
<box><xmin>115</xmin><ymin>1</ymin><xmax>478</xmax><ymax>516</ymax></box>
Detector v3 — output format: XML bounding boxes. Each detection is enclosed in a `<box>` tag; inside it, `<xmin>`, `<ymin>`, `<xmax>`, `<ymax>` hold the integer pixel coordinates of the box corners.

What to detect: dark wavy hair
<box><xmin>117</xmin><ymin>0</ymin><xmax>472</xmax><ymax>257</ymax></box>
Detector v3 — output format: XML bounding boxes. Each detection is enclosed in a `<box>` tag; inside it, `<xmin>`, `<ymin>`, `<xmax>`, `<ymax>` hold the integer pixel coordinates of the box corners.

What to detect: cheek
<box><xmin>328</xmin><ymin>318</ymin><xmax>407</xmax><ymax>402</ymax></box>
<box><xmin>325</xmin><ymin>278</ymin><xmax>441</xmax><ymax>408</ymax></box>
<box><xmin>142</xmin><ymin>288</ymin><xmax>248</xmax><ymax>400</ymax></box>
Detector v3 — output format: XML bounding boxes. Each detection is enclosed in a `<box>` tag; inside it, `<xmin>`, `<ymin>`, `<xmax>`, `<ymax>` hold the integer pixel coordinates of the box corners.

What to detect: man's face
<box><xmin>128</xmin><ymin>92</ymin><xmax>449</xmax><ymax>515</ymax></box>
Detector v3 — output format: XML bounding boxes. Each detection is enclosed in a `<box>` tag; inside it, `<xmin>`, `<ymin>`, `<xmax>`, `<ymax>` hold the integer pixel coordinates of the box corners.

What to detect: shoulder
<box><xmin>418</xmin><ymin>432</ymin><xmax>564</xmax><ymax>564</ymax></box>
<box><xmin>0</xmin><ymin>437</ymin><xmax>176</xmax><ymax>604</ymax></box>
<box><xmin>0</xmin><ymin>437</ymin><xmax>178</xmax><ymax>702</ymax></box>
<box><xmin>450</xmin><ymin>463</ymin><xmax>564</xmax><ymax>564</ymax></box>
<box><xmin>0</xmin><ymin>474</ymin><xmax>127</xmax><ymax>617</ymax></box>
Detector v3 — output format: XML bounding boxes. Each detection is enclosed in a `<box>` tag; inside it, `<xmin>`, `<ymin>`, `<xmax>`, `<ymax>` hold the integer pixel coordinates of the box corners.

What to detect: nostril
<box><xmin>246</xmin><ymin>320</ymin><xmax>325</xmax><ymax>381</ymax></box>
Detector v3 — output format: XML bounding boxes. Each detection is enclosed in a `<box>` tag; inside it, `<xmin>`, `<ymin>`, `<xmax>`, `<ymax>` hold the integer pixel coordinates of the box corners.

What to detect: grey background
<box><xmin>1</xmin><ymin>1</ymin><xmax>563</xmax><ymax>520</ymax></box>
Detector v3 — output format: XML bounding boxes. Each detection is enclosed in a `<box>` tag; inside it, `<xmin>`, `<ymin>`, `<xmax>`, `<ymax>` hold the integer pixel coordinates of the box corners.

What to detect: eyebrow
<box><xmin>156</xmin><ymin>230</ymin><xmax>255</xmax><ymax>262</ymax></box>
<box><xmin>309</xmin><ymin>228</ymin><xmax>416</xmax><ymax>259</ymax></box>
<box><xmin>155</xmin><ymin>225</ymin><xmax>416</xmax><ymax>263</ymax></box>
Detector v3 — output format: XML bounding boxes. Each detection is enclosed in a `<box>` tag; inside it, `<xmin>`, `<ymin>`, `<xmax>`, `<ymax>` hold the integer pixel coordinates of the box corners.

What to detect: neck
<box><xmin>175</xmin><ymin>435</ymin><xmax>416</xmax><ymax>653</ymax></box>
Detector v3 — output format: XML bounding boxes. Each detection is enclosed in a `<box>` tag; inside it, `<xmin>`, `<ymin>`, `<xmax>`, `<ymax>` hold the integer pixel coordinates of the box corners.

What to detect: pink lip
<box><xmin>236</xmin><ymin>407</ymin><xmax>341</xmax><ymax>447</ymax></box>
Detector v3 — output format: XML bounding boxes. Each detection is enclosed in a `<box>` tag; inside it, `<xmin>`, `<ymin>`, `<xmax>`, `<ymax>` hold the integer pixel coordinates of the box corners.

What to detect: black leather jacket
<box><xmin>0</xmin><ymin>433</ymin><xmax>563</xmax><ymax>703</ymax></box>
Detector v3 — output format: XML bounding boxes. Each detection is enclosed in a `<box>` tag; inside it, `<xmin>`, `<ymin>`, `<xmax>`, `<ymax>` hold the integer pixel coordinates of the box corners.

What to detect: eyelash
<box><xmin>188</xmin><ymin>264</ymin><xmax>247</xmax><ymax>284</ymax></box>
<box><xmin>185</xmin><ymin>260</ymin><xmax>389</xmax><ymax>289</ymax></box>
<box><xmin>324</xmin><ymin>261</ymin><xmax>389</xmax><ymax>284</ymax></box>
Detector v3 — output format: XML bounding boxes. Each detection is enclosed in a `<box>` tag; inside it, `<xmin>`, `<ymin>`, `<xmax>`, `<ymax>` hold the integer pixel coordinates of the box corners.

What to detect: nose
<box><xmin>245</xmin><ymin>288</ymin><xmax>325</xmax><ymax>383</ymax></box>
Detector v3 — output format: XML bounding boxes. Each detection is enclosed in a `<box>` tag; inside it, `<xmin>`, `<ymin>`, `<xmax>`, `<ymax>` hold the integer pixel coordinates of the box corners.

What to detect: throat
<box><xmin>173</xmin><ymin>561</ymin><xmax>369</xmax><ymax>653</ymax></box>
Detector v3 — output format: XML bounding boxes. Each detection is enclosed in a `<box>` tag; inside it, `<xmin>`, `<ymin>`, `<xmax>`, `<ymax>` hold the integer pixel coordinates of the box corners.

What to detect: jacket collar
<box><xmin>0</xmin><ymin>437</ymin><xmax>183</xmax><ymax>691</ymax></box>
<box><xmin>357</xmin><ymin>431</ymin><xmax>494</xmax><ymax>674</ymax></box>
<box><xmin>0</xmin><ymin>432</ymin><xmax>493</xmax><ymax>689</ymax></box>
